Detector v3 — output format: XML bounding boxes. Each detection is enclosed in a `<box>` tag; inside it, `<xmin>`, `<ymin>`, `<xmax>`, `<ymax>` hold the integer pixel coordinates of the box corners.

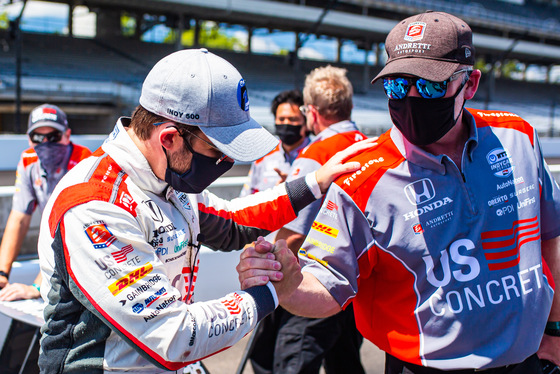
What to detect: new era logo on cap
<box><xmin>404</xmin><ymin>22</ymin><xmax>426</xmax><ymax>42</ymax></box>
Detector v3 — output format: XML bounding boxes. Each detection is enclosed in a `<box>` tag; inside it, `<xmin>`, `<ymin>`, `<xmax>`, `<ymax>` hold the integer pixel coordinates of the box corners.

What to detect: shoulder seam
<box><xmin>48</xmin><ymin>154</ymin><xmax>137</xmax><ymax>236</ymax></box>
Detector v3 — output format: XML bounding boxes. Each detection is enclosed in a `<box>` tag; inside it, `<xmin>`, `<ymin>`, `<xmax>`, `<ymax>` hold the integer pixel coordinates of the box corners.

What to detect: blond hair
<box><xmin>303</xmin><ymin>65</ymin><xmax>353</xmax><ymax>122</ymax></box>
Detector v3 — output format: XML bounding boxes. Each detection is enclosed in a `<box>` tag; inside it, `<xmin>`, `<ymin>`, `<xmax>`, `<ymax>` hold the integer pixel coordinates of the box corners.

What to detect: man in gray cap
<box><xmin>239</xmin><ymin>11</ymin><xmax>560</xmax><ymax>373</ymax></box>
<box><xmin>36</xmin><ymin>48</ymin><xmax>374</xmax><ymax>373</ymax></box>
<box><xmin>0</xmin><ymin>104</ymin><xmax>91</xmax><ymax>300</ymax></box>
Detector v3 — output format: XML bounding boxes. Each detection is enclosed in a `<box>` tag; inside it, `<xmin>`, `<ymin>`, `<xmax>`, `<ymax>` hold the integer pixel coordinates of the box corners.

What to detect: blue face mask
<box><xmin>164</xmin><ymin>136</ymin><xmax>233</xmax><ymax>194</ymax></box>
<box><xmin>34</xmin><ymin>142</ymin><xmax>70</xmax><ymax>175</ymax></box>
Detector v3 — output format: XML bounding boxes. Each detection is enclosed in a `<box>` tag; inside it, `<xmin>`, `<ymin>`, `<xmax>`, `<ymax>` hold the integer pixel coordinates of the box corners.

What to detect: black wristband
<box><xmin>244</xmin><ymin>285</ymin><xmax>275</xmax><ymax>322</ymax></box>
<box><xmin>545</xmin><ymin>321</ymin><xmax>560</xmax><ymax>337</ymax></box>
<box><xmin>0</xmin><ymin>270</ymin><xmax>9</xmax><ymax>279</ymax></box>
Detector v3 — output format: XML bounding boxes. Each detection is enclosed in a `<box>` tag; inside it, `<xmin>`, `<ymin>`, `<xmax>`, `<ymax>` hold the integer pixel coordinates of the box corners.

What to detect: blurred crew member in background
<box><xmin>0</xmin><ymin>104</ymin><xmax>91</xmax><ymax>301</ymax></box>
<box><xmin>240</xmin><ymin>89</ymin><xmax>310</xmax><ymax>197</ymax></box>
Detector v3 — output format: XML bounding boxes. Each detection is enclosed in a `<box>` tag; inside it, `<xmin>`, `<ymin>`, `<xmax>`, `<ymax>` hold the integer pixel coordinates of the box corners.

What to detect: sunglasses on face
<box><xmin>299</xmin><ymin>105</ymin><xmax>320</xmax><ymax>116</ymax></box>
<box><xmin>29</xmin><ymin>130</ymin><xmax>63</xmax><ymax>144</ymax></box>
<box><xmin>382</xmin><ymin>68</ymin><xmax>473</xmax><ymax>100</ymax></box>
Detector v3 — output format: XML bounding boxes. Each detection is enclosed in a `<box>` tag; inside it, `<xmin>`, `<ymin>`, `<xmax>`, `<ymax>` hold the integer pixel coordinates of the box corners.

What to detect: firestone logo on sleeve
<box><xmin>343</xmin><ymin>157</ymin><xmax>384</xmax><ymax>186</ymax></box>
<box><xmin>85</xmin><ymin>223</ymin><xmax>117</xmax><ymax>249</ymax></box>
<box><xmin>311</xmin><ymin>221</ymin><xmax>339</xmax><ymax>238</ymax></box>
<box><xmin>108</xmin><ymin>262</ymin><xmax>154</xmax><ymax>296</ymax></box>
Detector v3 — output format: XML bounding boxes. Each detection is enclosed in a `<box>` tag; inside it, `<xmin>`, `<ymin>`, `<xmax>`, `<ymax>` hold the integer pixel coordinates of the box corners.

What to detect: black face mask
<box><xmin>164</xmin><ymin>138</ymin><xmax>233</xmax><ymax>194</ymax></box>
<box><xmin>35</xmin><ymin>142</ymin><xmax>70</xmax><ymax>175</ymax></box>
<box><xmin>275</xmin><ymin>124</ymin><xmax>304</xmax><ymax>146</ymax></box>
<box><xmin>388</xmin><ymin>79</ymin><xmax>468</xmax><ymax>146</ymax></box>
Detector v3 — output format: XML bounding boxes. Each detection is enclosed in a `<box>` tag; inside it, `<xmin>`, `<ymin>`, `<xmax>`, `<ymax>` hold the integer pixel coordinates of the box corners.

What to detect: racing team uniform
<box><xmin>255</xmin><ymin>121</ymin><xmax>366</xmax><ymax>374</ymax></box>
<box><xmin>13</xmin><ymin>143</ymin><xmax>91</xmax><ymax>215</ymax></box>
<box><xmin>37</xmin><ymin>118</ymin><xmax>321</xmax><ymax>373</ymax></box>
<box><xmin>299</xmin><ymin>109</ymin><xmax>560</xmax><ymax>371</ymax></box>
<box><xmin>239</xmin><ymin>137</ymin><xmax>310</xmax><ymax>197</ymax></box>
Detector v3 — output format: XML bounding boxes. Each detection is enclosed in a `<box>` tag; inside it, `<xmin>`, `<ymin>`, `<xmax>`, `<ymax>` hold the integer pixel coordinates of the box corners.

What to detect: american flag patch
<box><xmin>481</xmin><ymin>216</ymin><xmax>540</xmax><ymax>271</ymax></box>
<box><xmin>221</xmin><ymin>292</ymin><xmax>243</xmax><ymax>315</ymax></box>
<box><xmin>326</xmin><ymin>201</ymin><xmax>338</xmax><ymax>211</ymax></box>
<box><xmin>112</xmin><ymin>244</ymin><xmax>134</xmax><ymax>263</ymax></box>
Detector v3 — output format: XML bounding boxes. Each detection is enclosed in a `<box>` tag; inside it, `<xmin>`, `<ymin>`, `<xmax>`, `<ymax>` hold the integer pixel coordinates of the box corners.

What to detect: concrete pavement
<box><xmin>202</xmin><ymin>333</ymin><xmax>385</xmax><ymax>373</ymax></box>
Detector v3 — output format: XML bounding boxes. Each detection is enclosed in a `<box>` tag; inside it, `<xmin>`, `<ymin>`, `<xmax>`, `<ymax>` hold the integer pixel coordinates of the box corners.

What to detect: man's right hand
<box><xmin>237</xmin><ymin>237</ymin><xmax>303</xmax><ymax>303</ymax></box>
<box><xmin>237</xmin><ymin>237</ymin><xmax>282</xmax><ymax>289</ymax></box>
<box><xmin>315</xmin><ymin>137</ymin><xmax>377</xmax><ymax>194</ymax></box>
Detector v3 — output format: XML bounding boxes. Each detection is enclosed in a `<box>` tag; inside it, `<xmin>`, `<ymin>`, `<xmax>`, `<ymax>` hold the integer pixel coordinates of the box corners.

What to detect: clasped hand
<box><xmin>236</xmin><ymin>237</ymin><xmax>302</xmax><ymax>304</ymax></box>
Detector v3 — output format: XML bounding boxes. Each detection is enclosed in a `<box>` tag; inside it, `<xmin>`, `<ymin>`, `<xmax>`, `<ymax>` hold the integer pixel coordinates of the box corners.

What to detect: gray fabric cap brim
<box><xmin>199</xmin><ymin>117</ymin><xmax>279</xmax><ymax>162</ymax></box>
<box><xmin>371</xmin><ymin>57</ymin><xmax>461</xmax><ymax>84</ymax></box>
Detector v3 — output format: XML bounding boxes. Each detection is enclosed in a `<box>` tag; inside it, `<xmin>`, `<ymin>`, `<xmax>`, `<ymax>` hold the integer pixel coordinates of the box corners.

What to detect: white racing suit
<box><xmin>37</xmin><ymin>118</ymin><xmax>319</xmax><ymax>373</ymax></box>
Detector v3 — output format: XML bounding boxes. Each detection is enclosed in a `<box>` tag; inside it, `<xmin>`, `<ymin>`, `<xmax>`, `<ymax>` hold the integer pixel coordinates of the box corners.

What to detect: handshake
<box><xmin>236</xmin><ymin>237</ymin><xmax>303</xmax><ymax>304</ymax></box>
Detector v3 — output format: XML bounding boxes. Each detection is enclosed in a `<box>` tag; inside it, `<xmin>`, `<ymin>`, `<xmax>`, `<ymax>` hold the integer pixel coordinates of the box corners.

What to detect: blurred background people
<box><xmin>254</xmin><ymin>66</ymin><xmax>366</xmax><ymax>374</ymax></box>
<box><xmin>240</xmin><ymin>89</ymin><xmax>310</xmax><ymax>197</ymax></box>
<box><xmin>0</xmin><ymin>103</ymin><xmax>91</xmax><ymax>301</ymax></box>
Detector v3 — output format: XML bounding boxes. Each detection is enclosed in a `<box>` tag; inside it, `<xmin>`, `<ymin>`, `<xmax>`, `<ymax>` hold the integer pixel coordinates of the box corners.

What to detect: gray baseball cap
<box><xmin>139</xmin><ymin>48</ymin><xmax>279</xmax><ymax>162</ymax></box>
<box><xmin>27</xmin><ymin>104</ymin><xmax>69</xmax><ymax>134</ymax></box>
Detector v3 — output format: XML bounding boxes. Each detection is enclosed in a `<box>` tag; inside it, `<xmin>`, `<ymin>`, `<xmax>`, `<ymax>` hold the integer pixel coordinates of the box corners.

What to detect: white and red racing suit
<box><xmin>38</xmin><ymin>117</ymin><xmax>320</xmax><ymax>373</ymax></box>
<box><xmin>299</xmin><ymin>109</ymin><xmax>560</xmax><ymax>370</ymax></box>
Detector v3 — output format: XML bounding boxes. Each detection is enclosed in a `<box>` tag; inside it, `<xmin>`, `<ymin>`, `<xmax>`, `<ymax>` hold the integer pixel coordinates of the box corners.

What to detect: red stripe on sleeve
<box><xmin>198</xmin><ymin>194</ymin><xmax>296</xmax><ymax>232</ymax></box>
